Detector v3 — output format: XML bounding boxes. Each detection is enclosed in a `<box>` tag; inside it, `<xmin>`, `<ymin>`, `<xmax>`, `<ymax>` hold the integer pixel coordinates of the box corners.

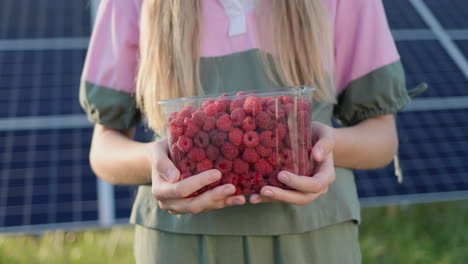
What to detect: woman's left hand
<box><xmin>250</xmin><ymin>122</ymin><xmax>336</xmax><ymax>205</ymax></box>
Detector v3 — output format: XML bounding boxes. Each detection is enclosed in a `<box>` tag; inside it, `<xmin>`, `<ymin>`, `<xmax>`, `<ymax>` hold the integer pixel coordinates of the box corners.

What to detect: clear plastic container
<box><xmin>158</xmin><ymin>86</ymin><xmax>315</xmax><ymax>196</ymax></box>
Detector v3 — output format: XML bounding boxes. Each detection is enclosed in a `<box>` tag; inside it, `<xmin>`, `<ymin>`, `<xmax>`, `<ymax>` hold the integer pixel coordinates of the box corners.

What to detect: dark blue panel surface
<box><xmin>455</xmin><ymin>40</ymin><xmax>468</xmax><ymax>59</ymax></box>
<box><xmin>356</xmin><ymin>109</ymin><xmax>468</xmax><ymax>198</ymax></box>
<box><xmin>0</xmin><ymin>0</ymin><xmax>91</xmax><ymax>39</ymax></box>
<box><xmin>383</xmin><ymin>0</ymin><xmax>428</xmax><ymax>29</ymax></box>
<box><xmin>397</xmin><ymin>41</ymin><xmax>468</xmax><ymax>97</ymax></box>
<box><xmin>424</xmin><ymin>0</ymin><xmax>468</xmax><ymax>29</ymax></box>
<box><xmin>0</xmin><ymin>50</ymin><xmax>87</xmax><ymax>118</ymax></box>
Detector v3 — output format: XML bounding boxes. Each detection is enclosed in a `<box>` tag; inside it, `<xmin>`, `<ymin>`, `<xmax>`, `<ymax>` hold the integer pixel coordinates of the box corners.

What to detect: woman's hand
<box><xmin>249</xmin><ymin>122</ymin><xmax>336</xmax><ymax>205</ymax></box>
<box><xmin>151</xmin><ymin>139</ymin><xmax>246</xmax><ymax>215</ymax></box>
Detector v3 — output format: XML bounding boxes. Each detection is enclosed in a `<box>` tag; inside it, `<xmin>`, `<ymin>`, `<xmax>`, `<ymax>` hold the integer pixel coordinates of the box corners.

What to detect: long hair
<box><xmin>136</xmin><ymin>0</ymin><xmax>335</xmax><ymax>132</ymax></box>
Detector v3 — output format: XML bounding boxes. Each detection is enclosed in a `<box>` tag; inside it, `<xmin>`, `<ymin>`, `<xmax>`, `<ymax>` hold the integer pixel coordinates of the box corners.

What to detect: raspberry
<box><xmin>241</xmin><ymin>116</ymin><xmax>256</xmax><ymax>131</ymax></box>
<box><xmin>196</xmin><ymin>159</ymin><xmax>213</xmax><ymax>173</ymax></box>
<box><xmin>169</xmin><ymin>119</ymin><xmax>184</xmax><ymax>138</ymax></box>
<box><xmin>202</xmin><ymin>116</ymin><xmax>216</xmax><ymax>131</ymax></box>
<box><xmin>205</xmin><ymin>103</ymin><xmax>218</xmax><ymax>117</ymax></box>
<box><xmin>266</xmin><ymin>104</ymin><xmax>286</xmax><ymax>121</ymax></box>
<box><xmin>177</xmin><ymin>136</ymin><xmax>193</xmax><ymax>152</ymax></box>
<box><xmin>233</xmin><ymin>158</ymin><xmax>249</xmax><ymax>174</ymax></box>
<box><xmin>243</xmin><ymin>96</ymin><xmax>262</xmax><ymax>116</ymax></box>
<box><xmin>230</xmin><ymin>97</ymin><xmax>246</xmax><ymax>112</ymax></box>
<box><xmin>209</xmin><ymin>129</ymin><xmax>227</xmax><ymax>146</ymax></box>
<box><xmin>202</xmin><ymin>100</ymin><xmax>215</xmax><ymax>109</ymax></box>
<box><xmin>236</xmin><ymin>91</ymin><xmax>248</xmax><ymax>96</ymax></box>
<box><xmin>216</xmin><ymin>114</ymin><xmax>233</xmax><ymax>132</ymax></box>
<box><xmin>179</xmin><ymin>158</ymin><xmax>196</xmax><ymax>173</ymax></box>
<box><xmin>255</xmin><ymin>111</ymin><xmax>272</xmax><ymax>129</ymax></box>
<box><xmin>228</xmin><ymin>128</ymin><xmax>243</xmax><ymax>146</ymax></box>
<box><xmin>215</xmin><ymin>98</ymin><xmax>231</xmax><ymax>112</ymax></box>
<box><xmin>215</xmin><ymin>158</ymin><xmax>233</xmax><ymax>174</ymax></box>
<box><xmin>256</xmin><ymin>145</ymin><xmax>272</xmax><ymax>157</ymax></box>
<box><xmin>184</xmin><ymin>117</ymin><xmax>200</xmax><ymax>138</ymax></box>
<box><xmin>297</xmin><ymin>99</ymin><xmax>311</xmax><ymax>112</ymax></box>
<box><xmin>279</xmin><ymin>95</ymin><xmax>293</xmax><ymax>104</ymax></box>
<box><xmin>177</xmin><ymin>105</ymin><xmax>194</xmax><ymax>119</ymax></box>
<box><xmin>283</xmin><ymin>103</ymin><xmax>294</xmax><ymax>115</ymax></box>
<box><xmin>243</xmin><ymin>131</ymin><xmax>260</xmax><ymax>148</ymax></box>
<box><xmin>268</xmin><ymin>173</ymin><xmax>288</xmax><ymax>189</ymax></box>
<box><xmin>242</xmin><ymin>148</ymin><xmax>259</xmax><ymax>163</ymax></box>
<box><xmin>221</xmin><ymin>142</ymin><xmax>239</xmax><ymax>160</ymax></box>
<box><xmin>254</xmin><ymin>158</ymin><xmax>273</xmax><ymax>175</ymax></box>
<box><xmin>170</xmin><ymin>144</ymin><xmax>183</xmax><ymax>162</ymax></box>
<box><xmin>260</xmin><ymin>130</ymin><xmax>276</xmax><ymax>147</ymax></box>
<box><xmin>206</xmin><ymin>144</ymin><xmax>220</xmax><ymax>161</ymax></box>
<box><xmin>267</xmin><ymin>152</ymin><xmax>281</xmax><ymax>167</ymax></box>
<box><xmin>281</xmin><ymin>148</ymin><xmax>293</xmax><ymax>165</ymax></box>
<box><xmin>191</xmin><ymin>110</ymin><xmax>206</xmax><ymax>126</ymax></box>
<box><xmin>283</xmin><ymin>164</ymin><xmax>300</xmax><ymax>175</ymax></box>
<box><xmin>188</xmin><ymin>148</ymin><xmax>206</xmax><ymax>161</ymax></box>
<box><xmin>275</xmin><ymin>123</ymin><xmax>287</xmax><ymax>140</ymax></box>
<box><xmin>297</xmin><ymin>110</ymin><xmax>311</xmax><ymax>128</ymax></box>
<box><xmin>222</xmin><ymin>172</ymin><xmax>239</xmax><ymax>186</ymax></box>
<box><xmin>194</xmin><ymin>131</ymin><xmax>210</xmax><ymax>148</ymax></box>
<box><xmin>168</xmin><ymin>112</ymin><xmax>178</xmax><ymax>123</ymax></box>
<box><xmin>230</xmin><ymin>108</ymin><xmax>246</xmax><ymax>126</ymax></box>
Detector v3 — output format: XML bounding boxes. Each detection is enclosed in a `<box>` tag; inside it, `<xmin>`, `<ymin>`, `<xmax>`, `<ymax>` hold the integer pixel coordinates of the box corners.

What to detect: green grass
<box><xmin>1</xmin><ymin>200</ymin><xmax>467</xmax><ymax>264</ymax></box>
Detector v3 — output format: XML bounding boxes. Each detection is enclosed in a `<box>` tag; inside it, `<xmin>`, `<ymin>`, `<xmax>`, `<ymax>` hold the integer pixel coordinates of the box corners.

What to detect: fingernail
<box><xmin>223</xmin><ymin>186</ymin><xmax>234</xmax><ymax>195</ymax></box>
<box><xmin>263</xmin><ymin>189</ymin><xmax>273</xmax><ymax>197</ymax></box>
<box><xmin>166</xmin><ymin>167</ymin><xmax>177</xmax><ymax>181</ymax></box>
<box><xmin>278</xmin><ymin>172</ymin><xmax>289</xmax><ymax>183</ymax></box>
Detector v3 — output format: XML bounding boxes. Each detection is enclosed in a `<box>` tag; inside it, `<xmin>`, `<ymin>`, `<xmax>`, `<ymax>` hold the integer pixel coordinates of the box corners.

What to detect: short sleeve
<box><xmin>79</xmin><ymin>0</ymin><xmax>142</xmax><ymax>130</ymax></box>
<box><xmin>332</xmin><ymin>0</ymin><xmax>411</xmax><ymax>126</ymax></box>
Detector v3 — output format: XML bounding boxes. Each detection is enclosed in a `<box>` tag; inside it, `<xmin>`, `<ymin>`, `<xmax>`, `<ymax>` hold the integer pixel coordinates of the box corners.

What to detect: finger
<box><xmin>249</xmin><ymin>193</ymin><xmax>274</xmax><ymax>204</ymax></box>
<box><xmin>153</xmin><ymin>169</ymin><xmax>221</xmax><ymax>200</ymax></box>
<box><xmin>162</xmin><ymin>184</ymin><xmax>242</xmax><ymax>214</ymax></box>
<box><xmin>311</xmin><ymin>123</ymin><xmax>335</xmax><ymax>162</ymax></box>
<box><xmin>312</xmin><ymin>153</ymin><xmax>336</xmax><ymax>185</ymax></box>
<box><xmin>260</xmin><ymin>186</ymin><xmax>322</xmax><ymax>206</ymax></box>
<box><xmin>153</xmin><ymin>139</ymin><xmax>180</xmax><ymax>182</ymax></box>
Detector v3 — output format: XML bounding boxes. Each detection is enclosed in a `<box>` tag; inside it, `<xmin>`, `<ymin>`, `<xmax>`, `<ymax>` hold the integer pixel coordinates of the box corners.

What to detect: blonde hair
<box><xmin>137</xmin><ymin>0</ymin><xmax>335</xmax><ymax>132</ymax></box>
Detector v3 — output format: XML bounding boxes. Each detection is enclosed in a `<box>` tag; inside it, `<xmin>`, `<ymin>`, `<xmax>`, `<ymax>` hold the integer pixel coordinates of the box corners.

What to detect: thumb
<box><xmin>153</xmin><ymin>140</ymin><xmax>180</xmax><ymax>183</ymax></box>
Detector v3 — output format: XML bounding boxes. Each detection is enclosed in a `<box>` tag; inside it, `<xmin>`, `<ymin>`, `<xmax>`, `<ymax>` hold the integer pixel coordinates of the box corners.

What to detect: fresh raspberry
<box><xmin>281</xmin><ymin>148</ymin><xmax>293</xmax><ymax>165</ymax></box>
<box><xmin>254</xmin><ymin>158</ymin><xmax>273</xmax><ymax>175</ymax></box>
<box><xmin>260</xmin><ymin>130</ymin><xmax>276</xmax><ymax>147</ymax></box>
<box><xmin>216</xmin><ymin>114</ymin><xmax>233</xmax><ymax>132</ymax></box>
<box><xmin>222</xmin><ymin>172</ymin><xmax>239</xmax><ymax>186</ymax></box>
<box><xmin>241</xmin><ymin>116</ymin><xmax>256</xmax><ymax>131</ymax></box>
<box><xmin>297</xmin><ymin>110</ymin><xmax>311</xmax><ymax>128</ymax></box>
<box><xmin>209</xmin><ymin>129</ymin><xmax>227</xmax><ymax>146</ymax></box>
<box><xmin>284</xmin><ymin>134</ymin><xmax>292</xmax><ymax>148</ymax></box>
<box><xmin>243</xmin><ymin>131</ymin><xmax>260</xmax><ymax>148</ymax></box>
<box><xmin>256</xmin><ymin>145</ymin><xmax>273</xmax><ymax>157</ymax></box>
<box><xmin>196</xmin><ymin>159</ymin><xmax>213</xmax><ymax>173</ymax></box>
<box><xmin>168</xmin><ymin>112</ymin><xmax>178</xmax><ymax>123</ymax></box>
<box><xmin>230</xmin><ymin>108</ymin><xmax>246</xmax><ymax>126</ymax></box>
<box><xmin>206</xmin><ymin>144</ymin><xmax>220</xmax><ymax>161</ymax></box>
<box><xmin>202</xmin><ymin>100</ymin><xmax>215</xmax><ymax>109</ymax></box>
<box><xmin>297</xmin><ymin>99</ymin><xmax>311</xmax><ymax>112</ymax></box>
<box><xmin>233</xmin><ymin>158</ymin><xmax>249</xmax><ymax>174</ymax></box>
<box><xmin>267</xmin><ymin>173</ymin><xmax>288</xmax><ymax>189</ymax></box>
<box><xmin>299</xmin><ymin>127</ymin><xmax>312</xmax><ymax>147</ymax></box>
<box><xmin>221</xmin><ymin>142</ymin><xmax>239</xmax><ymax>160</ymax></box>
<box><xmin>179</xmin><ymin>158</ymin><xmax>196</xmax><ymax>173</ymax></box>
<box><xmin>188</xmin><ymin>147</ymin><xmax>206</xmax><ymax>161</ymax></box>
<box><xmin>283</xmin><ymin>164</ymin><xmax>300</xmax><ymax>175</ymax></box>
<box><xmin>267</xmin><ymin>152</ymin><xmax>281</xmax><ymax>167</ymax></box>
<box><xmin>215</xmin><ymin>158</ymin><xmax>233</xmax><ymax>174</ymax></box>
<box><xmin>248</xmin><ymin>172</ymin><xmax>266</xmax><ymax>193</ymax></box>
<box><xmin>255</xmin><ymin>111</ymin><xmax>272</xmax><ymax>129</ymax></box>
<box><xmin>215</xmin><ymin>98</ymin><xmax>231</xmax><ymax>112</ymax></box>
<box><xmin>283</xmin><ymin>103</ymin><xmax>294</xmax><ymax>115</ymax></box>
<box><xmin>191</xmin><ymin>110</ymin><xmax>206</xmax><ymax>126</ymax></box>
<box><xmin>194</xmin><ymin>131</ymin><xmax>210</xmax><ymax>148</ymax></box>
<box><xmin>184</xmin><ymin>117</ymin><xmax>200</xmax><ymax>138</ymax></box>
<box><xmin>242</xmin><ymin>148</ymin><xmax>259</xmax><ymax>163</ymax></box>
<box><xmin>230</xmin><ymin>97</ymin><xmax>246</xmax><ymax>112</ymax></box>
<box><xmin>169</xmin><ymin>119</ymin><xmax>184</xmax><ymax>138</ymax></box>
<box><xmin>266</xmin><ymin>104</ymin><xmax>286</xmax><ymax>121</ymax></box>
<box><xmin>279</xmin><ymin>95</ymin><xmax>293</xmax><ymax>104</ymax></box>
<box><xmin>202</xmin><ymin>116</ymin><xmax>216</xmax><ymax>131</ymax></box>
<box><xmin>275</xmin><ymin>123</ymin><xmax>287</xmax><ymax>140</ymax></box>
<box><xmin>228</xmin><ymin>128</ymin><xmax>243</xmax><ymax>146</ymax></box>
<box><xmin>243</xmin><ymin>96</ymin><xmax>262</xmax><ymax>116</ymax></box>
<box><xmin>177</xmin><ymin>105</ymin><xmax>194</xmax><ymax>119</ymax></box>
<box><xmin>170</xmin><ymin>144</ymin><xmax>183</xmax><ymax>162</ymax></box>
<box><xmin>205</xmin><ymin>103</ymin><xmax>218</xmax><ymax>117</ymax></box>
<box><xmin>177</xmin><ymin>136</ymin><xmax>193</xmax><ymax>152</ymax></box>
<box><xmin>236</xmin><ymin>91</ymin><xmax>248</xmax><ymax>96</ymax></box>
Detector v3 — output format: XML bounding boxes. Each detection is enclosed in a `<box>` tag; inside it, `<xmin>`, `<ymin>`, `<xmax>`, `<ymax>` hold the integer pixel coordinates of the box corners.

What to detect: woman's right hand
<box><xmin>150</xmin><ymin>139</ymin><xmax>246</xmax><ymax>215</ymax></box>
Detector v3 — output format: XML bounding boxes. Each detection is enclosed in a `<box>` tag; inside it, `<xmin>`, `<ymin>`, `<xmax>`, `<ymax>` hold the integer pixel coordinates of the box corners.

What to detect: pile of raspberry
<box><xmin>168</xmin><ymin>92</ymin><xmax>314</xmax><ymax>197</ymax></box>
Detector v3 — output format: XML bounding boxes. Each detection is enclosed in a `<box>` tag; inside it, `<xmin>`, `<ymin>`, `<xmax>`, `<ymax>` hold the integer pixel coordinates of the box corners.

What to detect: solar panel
<box><xmin>382</xmin><ymin>0</ymin><xmax>428</xmax><ymax>29</ymax></box>
<box><xmin>0</xmin><ymin>0</ymin><xmax>91</xmax><ymax>39</ymax></box>
<box><xmin>424</xmin><ymin>0</ymin><xmax>468</xmax><ymax>29</ymax></box>
<box><xmin>455</xmin><ymin>40</ymin><xmax>468</xmax><ymax>58</ymax></box>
